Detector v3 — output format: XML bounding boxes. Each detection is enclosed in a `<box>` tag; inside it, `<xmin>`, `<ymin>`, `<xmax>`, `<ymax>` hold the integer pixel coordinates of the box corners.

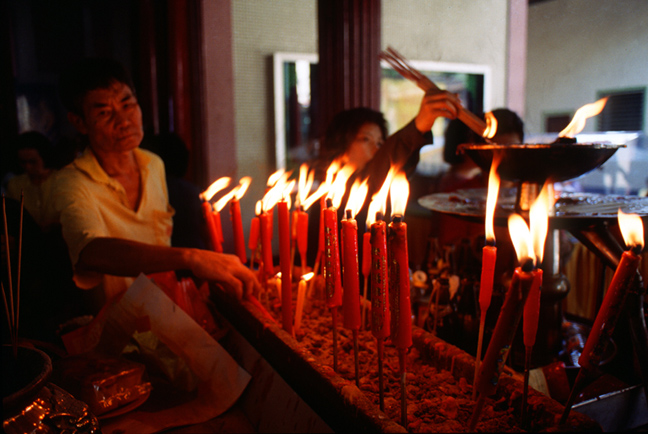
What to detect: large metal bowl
<box><xmin>457</xmin><ymin>142</ymin><xmax>623</xmax><ymax>183</ymax></box>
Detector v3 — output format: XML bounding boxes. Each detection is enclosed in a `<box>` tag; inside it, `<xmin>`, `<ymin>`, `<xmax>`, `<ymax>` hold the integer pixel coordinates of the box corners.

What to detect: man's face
<box><xmin>73</xmin><ymin>81</ymin><xmax>144</xmax><ymax>154</ymax></box>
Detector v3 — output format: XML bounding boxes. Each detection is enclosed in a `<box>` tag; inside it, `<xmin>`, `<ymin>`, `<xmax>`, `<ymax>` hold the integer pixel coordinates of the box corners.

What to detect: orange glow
<box><xmin>346</xmin><ymin>178</ymin><xmax>369</xmax><ymax>219</ymax></box>
<box><xmin>558</xmin><ymin>97</ymin><xmax>609</xmax><ymax>138</ymax></box>
<box><xmin>234</xmin><ymin>177</ymin><xmax>252</xmax><ymax>200</ymax></box>
<box><xmin>366</xmin><ymin>167</ymin><xmax>396</xmax><ymax>227</ymax></box>
<box><xmin>618</xmin><ymin>209</ymin><xmax>645</xmax><ymax>249</ymax></box>
<box><xmin>215</xmin><ymin>177</ymin><xmax>253</xmax><ymax>211</ymax></box>
<box><xmin>214</xmin><ymin>189</ymin><xmax>237</xmax><ymax>212</ymax></box>
<box><xmin>389</xmin><ymin>172</ymin><xmax>409</xmax><ymax>217</ymax></box>
<box><xmin>282</xmin><ymin>180</ymin><xmax>296</xmax><ymax>209</ymax></box>
<box><xmin>329</xmin><ymin>163</ymin><xmax>355</xmax><ymax>209</ymax></box>
<box><xmin>267</xmin><ymin>169</ymin><xmax>285</xmax><ymax>187</ymax></box>
<box><xmin>483</xmin><ymin>111</ymin><xmax>498</xmax><ymax>139</ymax></box>
<box><xmin>200</xmin><ymin>177</ymin><xmax>231</xmax><ymax>201</ymax></box>
<box><xmin>297</xmin><ymin>163</ymin><xmax>315</xmax><ymax>206</ymax></box>
<box><xmin>262</xmin><ymin>171</ymin><xmax>290</xmax><ymax>212</ymax></box>
<box><xmin>484</xmin><ymin>153</ymin><xmax>502</xmax><ymax>242</ymax></box>
<box><xmin>301</xmin><ymin>272</ymin><xmax>315</xmax><ymax>281</ymax></box>
<box><xmin>301</xmin><ymin>160</ymin><xmax>341</xmax><ymax>211</ymax></box>
<box><xmin>508</xmin><ymin>214</ymin><xmax>534</xmax><ymax>264</ymax></box>
<box><xmin>529</xmin><ymin>181</ymin><xmax>555</xmax><ymax>263</ymax></box>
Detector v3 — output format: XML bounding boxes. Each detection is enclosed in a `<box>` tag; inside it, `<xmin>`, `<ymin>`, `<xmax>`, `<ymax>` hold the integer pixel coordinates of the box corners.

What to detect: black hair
<box><xmin>491</xmin><ymin>108</ymin><xmax>524</xmax><ymax>142</ymax></box>
<box><xmin>58</xmin><ymin>58</ymin><xmax>135</xmax><ymax>117</ymax></box>
<box><xmin>319</xmin><ymin>107</ymin><xmax>388</xmax><ymax>163</ymax></box>
<box><xmin>14</xmin><ymin>131</ymin><xmax>54</xmax><ymax>169</ymax></box>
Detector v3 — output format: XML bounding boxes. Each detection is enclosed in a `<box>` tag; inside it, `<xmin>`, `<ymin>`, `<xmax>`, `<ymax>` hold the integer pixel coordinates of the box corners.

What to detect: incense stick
<box><xmin>16</xmin><ymin>192</ymin><xmax>23</xmax><ymax>348</ymax></box>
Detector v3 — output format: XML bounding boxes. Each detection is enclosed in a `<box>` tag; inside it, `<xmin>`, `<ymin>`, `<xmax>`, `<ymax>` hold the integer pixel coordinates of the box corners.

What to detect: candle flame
<box><xmin>301</xmin><ymin>272</ymin><xmax>315</xmax><ymax>281</ymax></box>
<box><xmin>530</xmin><ymin>181</ymin><xmax>554</xmax><ymax>264</ymax></box>
<box><xmin>214</xmin><ymin>188</ymin><xmax>238</xmax><ymax>212</ymax></box>
<box><xmin>262</xmin><ymin>171</ymin><xmax>290</xmax><ymax>212</ymax></box>
<box><xmin>329</xmin><ymin>163</ymin><xmax>355</xmax><ymax>209</ymax></box>
<box><xmin>234</xmin><ymin>177</ymin><xmax>252</xmax><ymax>200</ymax></box>
<box><xmin>389</xmin><ymin>172</ymin><xmax>409</xmax><ymax>217</ymax></box>
<box><xmin>345</xmin><ymin>178</ymin><xmax>369</xmax><ymax>219</ymax></box>
<box><xmin>297</xmin><ymin>163</ymin><xmax>315</xmax><ymax>205</ymax></box>
<box><xmin>618</xmin><ymin>209</ymin><xmax>645</xmax><ymax>250</ymax></box>
<box><xmin>301</xmin><ymin>159</ymin><xmax>341</xmax><ymax>211</ymax></box>
<box><xmin>215</xmin><ymin>177</ymin><xmax>254</xmax><ymax>211</ymax></box>
<box><xmin>255</xmin><ymin>200</ymin><xmax>262</xmax><ymax>216</ymax></box>
<box><xmin>483</xmin><ymin>111</ymin><xmax>498</xmax><ymax>139</ymax></box>
<box><xmin>508</xmin><ymin>214</ymin><xmax>534</xmax><ymax>265</ymax></box>
<box><xmin>366</xmin><ymin>166</ymin><xmax>396</xmax><ymax>227</ymax></box>
<box><xmin>282</xmin><ymin>180</ymin><xmax>296</xmax><ymax>209</ymax></box>
<box><xmin>558</xmin><ymin>97</ymin><xmax>609</xmax><ymax>138</ymax></box>
<box><xmin>484</xmin><ymin>152</ymin><xmax>502</xmax><ymax>242</ymax></box>
<box><xmin>267</xmin><ymin>169</ymin><xmax>285</xmax><ymax>187</ymax></box>
<box><xmin>200</xmin><ymin>177</ymin><xmax>231</xmax><ymax>201</ymax></box>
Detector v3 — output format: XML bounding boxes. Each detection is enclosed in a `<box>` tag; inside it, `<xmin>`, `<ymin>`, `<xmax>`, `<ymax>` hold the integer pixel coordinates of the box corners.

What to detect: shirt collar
<box><xmin>73</xmin><ymin>147</ymin><xmax>152</xmax><ymax>186</ymax></box>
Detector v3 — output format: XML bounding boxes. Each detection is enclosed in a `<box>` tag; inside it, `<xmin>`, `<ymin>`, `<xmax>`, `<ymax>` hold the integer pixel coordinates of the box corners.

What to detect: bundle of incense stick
<box><xmin>2</xmin><ymin>193</ymin><xmax>24</xmax><ymax>358</ymax></box>
<box><xmin>379</xmin><ymin>46</ymin><xmax>488</xmax><ymax>137</ymax></box>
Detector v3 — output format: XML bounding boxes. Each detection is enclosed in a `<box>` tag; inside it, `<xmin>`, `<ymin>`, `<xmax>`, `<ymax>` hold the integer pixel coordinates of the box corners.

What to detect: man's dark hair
<box><xmin>58</xmin><ymin>58</ymin><xmax>135</xmax><ymax>117</ymax></box>
<box><xmin>320</xmin><ymin>107</ymin><xmax>388</xmax><ymax>163</ymax></box>
<box><xmin>491</xmin><ymin>108</ymin><xmax>525</xmax><ymax>143</ymax></box>
<box><xmin>14</xmin><ymin>131</ymin><xmax>54</xmax><ymax>169</ymax></box>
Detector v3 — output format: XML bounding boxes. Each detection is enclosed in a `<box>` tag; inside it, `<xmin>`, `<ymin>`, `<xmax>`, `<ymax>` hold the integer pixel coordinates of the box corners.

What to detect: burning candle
<box><xmin>228</xmin><ymin>177</ymin><xmax>251</xmax><ymax>264</ymax></box>
<box><xmin>341</xmin><ymin>179</ymin><xmax>368</xmax><ymax>387</ymax></box>
<box><xmin>201</xmin><ymin>201</ymin><xmax>221</xmax><ymax>252</ymax></box>
<box><xmin>474</xmin><ymin>153</ymin><xmax>501</xmax><ymax>397</ymax></box>
<box><xmin>200</xmin><ymin>177</ymin><xmax>230</xmax><ymax>252</ymax></box>
<box><xmin>211</xmin><ymin>209</ymin><xmax>224</xmax><ymax>253</ymax></box>
<box><xmin>294</xmin><ymin>272</ymin><xmax>314</xmax><ymax>334</ymax></box>
<box><xmin>368</xmin><ymin>168</ymin><xmax>395</xmax><ymax>412</ymax></box>
<box><xmin>278</xmin><ymin>196</ymin><xmax>293</xmax><ymax>334</ymax></box>
<box><xmin>388</xmin><ymin>172</ymin><xmax>412</xmax><ymax>428</ymax></box>
<box><xmin>470</xmin><ymin>212</ymin><xmax>545</xmax><ymax>431</ymax></box>
<box><xmin>259</xmin><ymin>210</ymin><xmax>274</xmax><ymax>275</ymax></box>
<box><xmin>248</xmin><ymin>201</ymin><xmax>261</xmax><ymax>267</ymax></box>
<box><xmin>342</xmin><ymin>178</ymin><xmax>368</xmax><ymax>332</ymax></box>
<box><xmin>297</xmin><ymin>209</ymin><xmax>309</xmax><ymax>272</ymax></box>
<box><xmin>580</xmin><ymin>209</ymin><xmax>644</xmax><ymax>371</ymax></box>
<box><xmin>323</xmin><ymin>200</ymin><xmax>342</xmax><ymax>309</ymax></box>
<box><xmin>361</xmin><ymin>230</ymin><xmax>371</xmax><ymax>330</ymax></box>
<box><xmin>388</xmin><ymin>173</ymin><xmax>412</xmax><ymax>351</ymax></box>
<box><xmin>323</xmin><ymin>198</ymin><xmax>342</xmax><ymax>371</ymax></box>
<box><xmin>560</xmin><ymin>209</ymin><xmax>644</xmax><ymax>424</ymax></box>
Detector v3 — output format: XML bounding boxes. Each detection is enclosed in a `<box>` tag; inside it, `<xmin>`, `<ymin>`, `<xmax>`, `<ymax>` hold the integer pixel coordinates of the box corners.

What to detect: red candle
<box><xmin>211</xmin><ymin>210</ymin><xmax>224</xmax><ymax>253</ymax></box>
<box><xmin>297</xmin><ymin>209</ymin><xmax>309</xmax><ymax>270</ymax></box>
<box><xmin>362</xmin><ymin>231</ymin><xmax>371</xmax><ymax>278</ymax></box>
<box><xmin>579</xmin><ymin>249</ymin><xmax>641</xmax><ymax>371</ymax></box>
<box><xmin>230</xmin><ymin>198</ymin><xmax>247</xmax><ymax>264</ymax></box>
<box><xmin>388</xmin><ymin>217</ymin><xmax>412</xmax><ymax>350</ymax></box>
<box><xmin>479</xmin><ymin>246</ymin><xmax>497</xmax><ymax>318</ymax></box>
<box><xmin>201</xmin><ymin>201</ymin><xmax>220</xmax><ymax>252</ymax></box>
<box><xmin>475</xmin><ymin>264</ymin><xmax>535</xmax><ymax>398</ymax></box>
<box><xmin>523</xmin><ymin>269</ymin><xmax>543</xmax><ymax>348</ymax></box>
<box><xmin>323</xmin><ymin>201</ymin><xmax>342</xmax><ymax>309</ymax></box>
<box><xmin>342</xmin><ymin>210</ymin><xmax>360</xmax><ymax>331</ymax></box>
<box><xmin>370</xmin><ymin>217</ymin><xmax>390</xmax><ymax>340</ymax></box>
<box><xmin>278</xmin><ymin>200</ymin><xmax>293</xmax><ymax>333</ymax></box>
<box><xmin>248</xmin><ymin>216</ymin><xmax>260</xmax><ymax>259</ymax></box>
<box><xmin>259</xmin><ymin>211</ymin><xmax>274</xmax><ymax>275</ymax></box>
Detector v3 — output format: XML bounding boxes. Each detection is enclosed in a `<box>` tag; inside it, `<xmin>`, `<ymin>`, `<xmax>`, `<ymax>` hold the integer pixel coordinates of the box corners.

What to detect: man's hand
<box><xmin>414</xmin><ymin>90</ymin><xmax>460</xmax><ymax>133</ymax></box>
<box><xmin>188</xmin><ymin>249</ymin><xmax>261</xmax><ymax>300</ymax></box>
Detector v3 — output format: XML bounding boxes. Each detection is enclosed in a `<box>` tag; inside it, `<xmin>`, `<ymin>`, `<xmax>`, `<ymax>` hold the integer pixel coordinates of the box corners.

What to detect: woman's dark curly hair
<box><xmin>319</xmin><ymin>107</ymin><xmax>388</xmax><ymax>164</ymax></box>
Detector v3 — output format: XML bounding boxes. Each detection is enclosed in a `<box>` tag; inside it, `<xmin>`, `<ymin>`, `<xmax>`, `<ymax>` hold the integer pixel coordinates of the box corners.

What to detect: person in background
<box><xmin>307</xmin><ymin>91</ymin><xmax>461</xmax><ymax>266</ymax></box>
<box><xmin>53</xmin><ymin>58</ymin><xmax>260</xmax><ymax>315</ymax></box>
<box><xmin>6</xmin><ymin>131</ymin><xmax>59</xmax><ymax>231</ymax></box>
<box><xmin>141</xmin><ymin>132</ymin><xmax>207</xmax><ymax>250</ymax></box>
